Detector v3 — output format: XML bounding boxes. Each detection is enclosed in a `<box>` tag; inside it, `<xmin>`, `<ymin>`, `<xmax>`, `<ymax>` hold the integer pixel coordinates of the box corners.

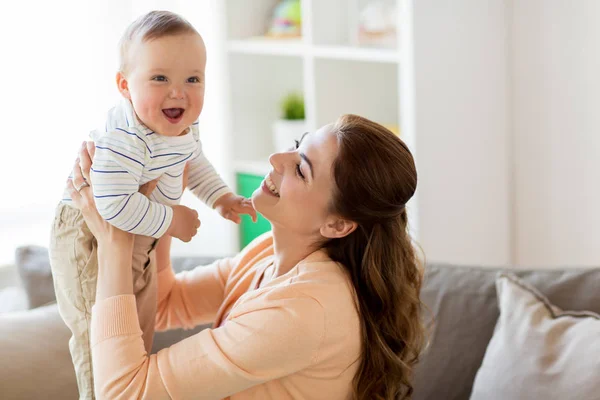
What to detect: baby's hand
<box><xmin>166</xmin><ymin>205</ymin><xmax>201</xmax><ymax>242</ymax></box>
<box><xmin>214</xmin><ymin>193</ymin><xmax>257</xmax><ymax>224</ymax></box>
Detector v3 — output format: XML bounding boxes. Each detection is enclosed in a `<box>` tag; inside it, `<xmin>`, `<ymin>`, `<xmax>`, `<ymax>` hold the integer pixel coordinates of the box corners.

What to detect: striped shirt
<box><xmin>62</xmin><ymin>99</ymin><xmax>231</xmax><ymax>238</ymax></box>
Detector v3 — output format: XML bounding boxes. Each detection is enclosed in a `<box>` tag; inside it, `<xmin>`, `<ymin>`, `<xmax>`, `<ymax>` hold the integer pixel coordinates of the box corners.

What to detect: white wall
<box><xmin>0</xmin><ymin>1</ymin><xmax>235</xmax><ymax>264</ymax></box>
<box><xmin>512</xmin><ymin>0</ymin><xmax>600</xmax><ymax>267</ymax></box>
<box><xmin>413</xmin><ymin>0</ymin><xmax>512</xmax><ymax>266</ymax></box>
<box><xmin>0</xmin><ymin>0</ymin><xmax>130</xmax><ymax>265</ymax></box>
<box><xmin>412</xmin><ymin>0</ymin><xmax>600</xmax><ymax>268</ymax></box>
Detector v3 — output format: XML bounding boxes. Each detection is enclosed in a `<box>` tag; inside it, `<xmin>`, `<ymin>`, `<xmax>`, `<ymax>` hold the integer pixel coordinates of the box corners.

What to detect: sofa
<box><xmin>1</xmin><ymin>246</ymin><xmax>598</xmax><ymax>400</ymax></box>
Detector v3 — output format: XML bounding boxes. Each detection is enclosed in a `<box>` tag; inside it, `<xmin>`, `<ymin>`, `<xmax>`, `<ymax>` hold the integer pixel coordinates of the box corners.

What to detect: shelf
<box><xmin>227</xmin><ymin>37</ymin><xmax>306</xmax><ymax>57</ymax></box>
<box><xmin>234</xmin><ymin>160</ymin><xmax>272</xmax><ymax>176</ymax></box>
<box><xmin>227</xmin><ymin>39</ymin><xmax>399</xmax><ymax>64</ymax></box>
<box><xmin>312</xmin><ymin>45</ymin><xmax>399</xmax><ymax>63</ymax></box>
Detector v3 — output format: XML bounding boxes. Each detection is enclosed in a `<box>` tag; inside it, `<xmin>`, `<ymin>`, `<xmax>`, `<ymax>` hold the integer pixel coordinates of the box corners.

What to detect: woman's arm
<box><xmin>91</xmin><ymin>289</ymin><xmax>325</xmax><ymax>400</ymax></box>
<box><xmin>96</xmin><ymin>234</ymin><xmax>135</xmax><ymax>300</ymax></box>
<box><xmin>154</xmin><ymin>235</ymin><xmax>236</xmax><ymax>330</ymax></box>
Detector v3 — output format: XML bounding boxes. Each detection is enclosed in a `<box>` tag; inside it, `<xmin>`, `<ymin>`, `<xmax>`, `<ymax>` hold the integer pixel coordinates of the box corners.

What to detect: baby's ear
<box><xmin>115</xmin><ymin>72</ymin><xmax>131</xmax><ymax>99</ymax></box>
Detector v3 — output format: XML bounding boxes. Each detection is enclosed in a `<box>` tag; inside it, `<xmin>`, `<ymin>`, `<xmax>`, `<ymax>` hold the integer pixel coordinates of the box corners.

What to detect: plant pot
<box><xmin>272</xmin><ymin>119</ymin><xmax>307</xmax><ymax>152</ymax></box>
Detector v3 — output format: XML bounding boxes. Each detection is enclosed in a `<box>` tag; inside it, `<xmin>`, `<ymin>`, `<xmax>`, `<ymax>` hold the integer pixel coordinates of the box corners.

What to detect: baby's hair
<box><xmin>119</xmin><ymin>10</ymin><xmax>199</xmax><ymax>74</ymax></box>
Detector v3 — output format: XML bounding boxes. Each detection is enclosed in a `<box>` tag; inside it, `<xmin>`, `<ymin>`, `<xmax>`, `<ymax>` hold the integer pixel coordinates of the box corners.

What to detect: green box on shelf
<box><xmin>236</xmin><ymin>172</ymin><xmax>272</xmax><ymax>249</ymax></box>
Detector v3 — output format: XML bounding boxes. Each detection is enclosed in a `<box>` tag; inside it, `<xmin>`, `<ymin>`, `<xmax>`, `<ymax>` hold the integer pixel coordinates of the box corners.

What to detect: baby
<box><xmin>49</xmin><ymin>11</ymin><xmax>254</xmax><ymax>399</ymax></box>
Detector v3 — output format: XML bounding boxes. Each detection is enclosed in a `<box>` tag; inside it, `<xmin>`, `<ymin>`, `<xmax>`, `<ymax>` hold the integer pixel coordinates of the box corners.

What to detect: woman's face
<box><xmin>252</xmin><ymin>124</ymin><xmax>339</xmax><ymax>236</ymax></box>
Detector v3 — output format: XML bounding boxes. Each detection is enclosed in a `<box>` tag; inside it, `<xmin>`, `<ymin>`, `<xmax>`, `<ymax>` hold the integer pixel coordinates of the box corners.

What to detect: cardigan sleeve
<box><xmin>155</xmin><ymin>257</ymin><xmax>234</xmax><ymax>331</ymax></box>
<box><xmin>91</xmin><ymin>289</ymin><xmax>325</xmax><ymax>400</ymax></box>
<box><xmin>155</xmin><ymin>231</ymin><xmax>275</xmax><ymax>331</ymax></box>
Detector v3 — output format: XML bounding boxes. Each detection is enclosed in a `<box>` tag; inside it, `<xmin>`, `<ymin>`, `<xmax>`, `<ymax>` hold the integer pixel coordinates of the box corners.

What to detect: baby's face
<box><xmin>122</xmin><ymin>33</ymin><xmax>206</xmax><ymax>137</ymax></box>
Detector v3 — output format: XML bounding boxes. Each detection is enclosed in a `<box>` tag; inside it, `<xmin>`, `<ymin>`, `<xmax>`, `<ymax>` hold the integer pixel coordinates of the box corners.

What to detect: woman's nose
<box><xmin>269</xmin><ymin>151</ymin><xmax>290</xmax><ymax>174</ymax></box>
<box><xmin>269</xmin><ymin>152</ymin><xmax>281</xmax><ymax>172</ymax></box>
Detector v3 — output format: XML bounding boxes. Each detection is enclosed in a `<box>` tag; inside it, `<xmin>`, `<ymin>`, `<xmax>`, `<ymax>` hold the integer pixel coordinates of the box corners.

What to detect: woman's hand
<box><xmin>66</xmin><ymin>142</ymin><xmax>134</xmax><ymax>249</ymax></box>
<box><xmin>67</xmin><ymin>141</ymin><xmax>159</xmax><ymax>243</ymax></box>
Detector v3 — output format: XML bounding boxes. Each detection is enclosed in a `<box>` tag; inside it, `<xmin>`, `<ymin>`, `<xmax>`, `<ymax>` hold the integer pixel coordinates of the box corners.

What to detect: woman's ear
<box><xmin>116</xmin><ymin>72</ymin><xmax>131</xmax><ymax>99</ymax></box>
<box><xmin>320</xmin><ymin>216</ymin><xmax>357</xmax><ymax>239</ymax></box>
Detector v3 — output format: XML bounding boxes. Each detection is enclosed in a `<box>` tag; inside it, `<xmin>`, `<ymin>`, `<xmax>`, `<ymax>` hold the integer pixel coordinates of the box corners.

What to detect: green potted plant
<box><xmin>273</xmin><ymin>92</ymin><xmax>307</xmax><ymax>152</ymax></box>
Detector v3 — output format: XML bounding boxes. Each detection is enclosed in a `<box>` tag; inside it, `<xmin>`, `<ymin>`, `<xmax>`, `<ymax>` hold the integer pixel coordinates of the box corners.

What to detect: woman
<box><xmin>68</xmin><ymin>114</ymin><xmax>425</xmax><ymax>400</ymax></box>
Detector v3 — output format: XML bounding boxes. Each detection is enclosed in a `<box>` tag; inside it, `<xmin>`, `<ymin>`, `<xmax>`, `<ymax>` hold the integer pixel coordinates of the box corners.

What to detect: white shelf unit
<box><xmin>219</xmin><ymin>0</ymin><xmax>513</xmax><ymax>266</ymax></box>
<box><xmin>221</xmin><ymin>0</ymin><xmax>417</xmax><ymax>231</ymax></box>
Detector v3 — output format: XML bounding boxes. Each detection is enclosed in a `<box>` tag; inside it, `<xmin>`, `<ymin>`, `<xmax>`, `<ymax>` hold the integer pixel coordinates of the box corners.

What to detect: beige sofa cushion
<box><xmin>0</xmin><ymin>303</ymin><xmax>78</xmax><ymax>400</ymax></box>
<box><xmin>470</xmin><ymin>273</ymin><xmax>600</xmax><ymax>400</ymax></box>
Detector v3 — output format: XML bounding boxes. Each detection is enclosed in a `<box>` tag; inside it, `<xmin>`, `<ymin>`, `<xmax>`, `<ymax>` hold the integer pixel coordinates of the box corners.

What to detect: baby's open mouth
<box><xmin>163</xmin><ymin>108</ymin><xmax>185</xmax><ymax>122</ymax></box>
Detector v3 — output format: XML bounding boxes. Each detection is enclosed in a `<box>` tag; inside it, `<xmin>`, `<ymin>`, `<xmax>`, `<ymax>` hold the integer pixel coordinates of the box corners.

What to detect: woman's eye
<box><xmin>296</xmin><ymin>164</ymin><xmax>305</xmax><ymax>179</ymax></box>
<box><xmin>287</xmin><ymin>139</ymin><xmax>301</xmax><ymax>152</ymax></box>
<box><xmin>187</xmin><ymin>76</ymin><xmax>201</xmax><ymax>83</ymax></box>
<box><xmin>152</xmin><ymin>75</ymin><xmax>167</xmax><ymax>82</ymax></box>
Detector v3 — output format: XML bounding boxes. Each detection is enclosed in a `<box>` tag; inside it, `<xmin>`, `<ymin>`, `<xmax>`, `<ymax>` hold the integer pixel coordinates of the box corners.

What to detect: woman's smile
<box><xmin>262</xmin><ymin>174</ymin><xmax>280</xmax><ymax>197</ymax></box>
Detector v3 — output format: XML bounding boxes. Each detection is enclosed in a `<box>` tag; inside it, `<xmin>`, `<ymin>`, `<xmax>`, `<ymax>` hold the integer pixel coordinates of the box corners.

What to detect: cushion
<box><xmin>0</xmin><ymin>302</ymin><xmax>78</xmax><ymax>400</ymax></box>
<box><xmin>470</xmin><ymin>273</ymin><xmax>600</xmax><ymax>400</ymax></box>
<box><xmin>413</xmin><ymin>264</ymin><xmax>600</xmax><ymax>400</ymax></box>
<box><xmin>15</xmin><ymin>246</ymin><xmax>56</xmax><ymax>309</ymax></box>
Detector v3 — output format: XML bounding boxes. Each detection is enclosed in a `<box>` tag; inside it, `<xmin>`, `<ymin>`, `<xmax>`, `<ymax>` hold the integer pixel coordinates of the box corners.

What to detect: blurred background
<box><xmin>1</xmin><ymin>0</ymin><xmax>599</xmax><ymax>269</ymax></box>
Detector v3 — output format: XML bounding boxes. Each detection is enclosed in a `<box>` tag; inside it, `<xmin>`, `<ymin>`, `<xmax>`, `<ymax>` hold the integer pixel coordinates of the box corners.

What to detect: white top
<box><xmin>62</xmin><ymin>99</ymin><xmax>231</xmax><ymax>238</ymax></box>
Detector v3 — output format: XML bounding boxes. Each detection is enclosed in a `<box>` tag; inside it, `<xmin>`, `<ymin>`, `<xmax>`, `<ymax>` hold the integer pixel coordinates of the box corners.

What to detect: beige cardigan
<box><xmin>90</xmin><ymin>232</ymin><xmax>361</xmax><ymax>399</ymax></box>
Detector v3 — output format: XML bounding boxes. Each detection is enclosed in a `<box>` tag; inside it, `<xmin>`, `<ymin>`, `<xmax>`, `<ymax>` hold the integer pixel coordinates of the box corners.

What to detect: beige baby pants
<box><xmin>49</xmin><ymin>202</ymin><xmax>157</xmax><ymax>400</ymax></box>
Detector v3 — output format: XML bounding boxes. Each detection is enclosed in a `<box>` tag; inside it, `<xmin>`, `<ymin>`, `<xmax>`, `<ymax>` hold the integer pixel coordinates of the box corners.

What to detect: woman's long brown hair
<box><xmin>324</xmin><ymin>114</ymin><xmax>426</xmax><ymax>399</ymax></box>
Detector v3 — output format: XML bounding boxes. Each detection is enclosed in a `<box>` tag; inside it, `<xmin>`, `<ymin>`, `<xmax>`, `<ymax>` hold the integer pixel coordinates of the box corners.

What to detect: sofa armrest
<box><xmin>0</xmin><ymin>303</ymin><xmax>78</xmax><ymax>400</ymax></box>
